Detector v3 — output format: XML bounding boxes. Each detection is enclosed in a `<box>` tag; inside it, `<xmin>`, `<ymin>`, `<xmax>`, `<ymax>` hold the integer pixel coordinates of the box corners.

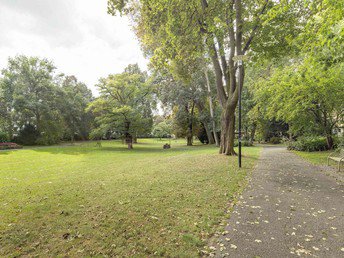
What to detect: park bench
<box><xmin>327</xmin><ymin>148</ymin><xmax>344</xmax><ymax>171</ymax></box>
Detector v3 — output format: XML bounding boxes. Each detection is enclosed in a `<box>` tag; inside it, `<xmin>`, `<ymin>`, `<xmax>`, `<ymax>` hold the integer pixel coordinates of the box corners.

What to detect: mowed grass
<box><xmin>0</xmin><ymin>139</ymin><xmax>261</xmax><ymax>257</ymax></box>
<box><xmin>293</xmin><ymin>150</ymin><xmax>333</xmax><ymax>166</ymax></box>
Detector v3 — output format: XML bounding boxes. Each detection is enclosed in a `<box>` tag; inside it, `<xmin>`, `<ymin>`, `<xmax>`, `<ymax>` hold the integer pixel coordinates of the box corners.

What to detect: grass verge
<box><xmin>0</xmin><ymin>139</ymin><xmax>261</xmax><ymax>257</ymax></box>
<box><xmin>292</xmin><ymin>150</ymin><xmax>332</xmax><ymax>166</ymax></box>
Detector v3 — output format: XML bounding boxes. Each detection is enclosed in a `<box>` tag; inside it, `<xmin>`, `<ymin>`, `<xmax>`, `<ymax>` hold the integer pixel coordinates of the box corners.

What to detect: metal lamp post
<box><xmin>238</xmin><ymin>59</ymin><xmax>243</xmax><ymax>168</ymax></box>
<box><xmin>233</xmin><ymin>55</ymin><xmax>246</xmax><ymax>168</ymax></box>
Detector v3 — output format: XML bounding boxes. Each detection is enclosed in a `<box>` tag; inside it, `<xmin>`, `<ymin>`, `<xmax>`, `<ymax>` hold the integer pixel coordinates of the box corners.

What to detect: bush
<box><xmin>15</xmin><ymin>124</ymin><xmax>40</xmax><ymax>145</ymax></box>
<box><xmin>0</xmin><ymin>132</ymin><xmax>9</xmax><ymax>143</ymax></box>
<box><xmin>0</xmin><ymin>142</ymin><xmax>23</xmax><ymax>150</ymax></box>
<box><xmin>287</xmin><ymin>136</ymin><xmax>330</xmax><ymax>152</ymax></box>
<box><xmin>269</xmin><ymin>136</ymin><xmax>281</xmax><ymax>144</ymax></box>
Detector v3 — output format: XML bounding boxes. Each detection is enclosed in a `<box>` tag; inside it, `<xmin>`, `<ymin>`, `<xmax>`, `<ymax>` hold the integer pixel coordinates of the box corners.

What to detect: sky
<box><xmin>0</xmin><ymin>0</ymin><xmax>148</xmax><ymax>95</ymax></box>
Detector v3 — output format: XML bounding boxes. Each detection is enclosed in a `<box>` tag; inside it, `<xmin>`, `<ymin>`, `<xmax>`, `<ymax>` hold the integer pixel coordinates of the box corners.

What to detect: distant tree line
<box><xmin>1</xmin><ymin>0</ymin><xmax>343</xmax><ymax>151</ymax></box>
<box><xmin>0</xmin><ymin>56</ymin><xmax>94</xmax><ymax>145</ymax></box>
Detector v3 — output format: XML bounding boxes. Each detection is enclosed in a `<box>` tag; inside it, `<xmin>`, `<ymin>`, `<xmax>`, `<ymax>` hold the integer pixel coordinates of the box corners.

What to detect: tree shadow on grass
<box><xmin>0</xmin><ymin>150</ymin><xmax>11</xmax><ymax>155</ymax></box>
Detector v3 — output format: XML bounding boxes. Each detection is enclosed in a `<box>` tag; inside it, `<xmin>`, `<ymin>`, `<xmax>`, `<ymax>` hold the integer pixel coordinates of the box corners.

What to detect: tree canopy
<box><xmin>88</xmin><ymin>64</ymin><xmax>154</xmax><ymax>149</ymax></box>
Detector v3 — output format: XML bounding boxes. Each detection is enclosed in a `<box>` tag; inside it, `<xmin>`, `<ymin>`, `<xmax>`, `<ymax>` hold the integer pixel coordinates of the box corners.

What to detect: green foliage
<box><xmin>88</xmin><ymin>64</ymin><xmax>154</xmax><ymax>145</ymax></box>
<box><xmin>254</xmin><ymin>59</ymin><xmax>344</xmax><ymax>139</ymax></box>
<box><xmin>0</xmin><ymin>132</ymin><xmax>9</xmax><ymax>143</ymax></box>
<box><xmin>58</xmin><ymin>76</ymin><xmax>94</xmax><ymax>141</ymax></box>
<box><xmin>15</xmin><ymin>124</ymin><xmax>40</xmax><ymax>146</ymax></box>
<box><xmin>0</xmin><ymin>56</ymin><xmax>94</xmax><ymax>145</ymax></box>
<box><xmin>269</xmin><ymin>136</ymin><xmax>281</xmax><ymax>144</ymax></box>
<box><xmin>152</xmin><ymin>120</ymin><xmax>173</xmax><ymax>138</ymax></box>
<box><xmin>287</xmin><ymin>136</ymin><xmax>340</xmax><ymax>152</ymax></box>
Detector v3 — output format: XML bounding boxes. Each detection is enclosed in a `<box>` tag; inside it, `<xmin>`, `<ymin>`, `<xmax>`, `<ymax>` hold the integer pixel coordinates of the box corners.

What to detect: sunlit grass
<box><xmin>0</xmin><ymin>139</ymin><xmax>261</xmax><ymax>257</ymax></box>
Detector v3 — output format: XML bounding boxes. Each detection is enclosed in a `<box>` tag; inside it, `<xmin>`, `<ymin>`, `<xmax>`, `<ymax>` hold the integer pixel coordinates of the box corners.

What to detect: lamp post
<box><xmin>233</xmin><ymin>55</ymin><xmax>246</xmax><ymax>168</ymax></box>
<box><xmin>238</xmin><ymin>59</ymin><xmax>243</xmax><ymax>168</ymax></box>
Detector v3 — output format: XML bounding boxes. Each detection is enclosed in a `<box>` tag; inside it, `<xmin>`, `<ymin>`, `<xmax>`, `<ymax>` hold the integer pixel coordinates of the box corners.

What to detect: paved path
<box><xmin>215</xmin><ymin>147</ymin><xmax>344</xmax><ymax>257</ymax></box>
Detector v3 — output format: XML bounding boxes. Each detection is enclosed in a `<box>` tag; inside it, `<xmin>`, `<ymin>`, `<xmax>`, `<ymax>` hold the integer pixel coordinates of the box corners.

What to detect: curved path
<box><xmin>215</xmin><ymin>147</ymin><xmax>343</xmax><ymax>257</ymax></box>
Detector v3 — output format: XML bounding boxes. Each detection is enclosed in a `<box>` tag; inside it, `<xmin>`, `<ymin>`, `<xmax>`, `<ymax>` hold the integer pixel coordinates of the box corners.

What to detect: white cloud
<box><xmin>0</xmin><ymin>0</ymin><xmax>148</xmax><ymax>95</ymax></box>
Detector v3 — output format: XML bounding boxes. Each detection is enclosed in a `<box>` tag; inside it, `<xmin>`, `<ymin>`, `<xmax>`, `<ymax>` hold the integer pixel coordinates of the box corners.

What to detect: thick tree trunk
<box><xmin>219</xmin><ymin>107</ymin><xmax>236</xmax><ymax>155</ymax></box>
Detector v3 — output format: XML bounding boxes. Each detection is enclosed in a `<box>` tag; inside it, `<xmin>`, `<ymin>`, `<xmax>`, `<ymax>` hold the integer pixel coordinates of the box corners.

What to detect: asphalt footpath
<box><xmin>214</xmin><ymin>146</ymin><xmax>344</xmax><ymax>257</ymax></box>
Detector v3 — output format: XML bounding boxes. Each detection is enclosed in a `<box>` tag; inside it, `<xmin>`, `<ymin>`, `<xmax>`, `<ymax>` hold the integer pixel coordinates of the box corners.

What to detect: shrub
<box><xmin>15</xmin><ymin>124</ymin><xmax>40</xmax><ymax>145</ymax></box>
<box><xmin>0</xmin><ymin>132</ymin><xmax>9</xmax><ymax>143</ymax></box>
<box><xmin>287</xmin><ymin>136</ymin><xmax>330</xmax><ymax>152</ymax></box>
<box><xmin>0</xmin><ymin>142</ymin><xmax>23</xmax><ymax>150</ymax></box>
<box><xmin>269</xmin><ymin>136</ymin><xmax>281</xmax><ymax>144</ymax></box>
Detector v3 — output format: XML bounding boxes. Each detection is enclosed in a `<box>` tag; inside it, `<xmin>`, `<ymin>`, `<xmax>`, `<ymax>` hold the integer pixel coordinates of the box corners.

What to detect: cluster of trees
<box><xmin>107</xmin><ymin>0</ymin><xmax>343</xmax><ymax>152</ymax></box>
<box><xmin>0</xmin><ymin>56</ymin><xmax>94</xmax><ymax>145</ymax></box>
<box><xmin>242</xmin><ymin>0</ymin><xmax>344</xmax><ymax>149</ymax></box>
<box><xmin>1</xmin><ymin>1</ymin><xmax>342</xmax><ymax>152</ymax></box>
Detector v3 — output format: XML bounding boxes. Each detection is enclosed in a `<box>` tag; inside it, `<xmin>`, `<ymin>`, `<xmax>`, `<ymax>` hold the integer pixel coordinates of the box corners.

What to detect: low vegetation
<box><xmin>0</xmin><ymin>139</ymin><xmax>261</xmax><ymax>257</ymax></box>
<box><xmin>293</xmin><ymin>150</ymin><xmax>333</xmax><ymax>166</ymax></box>
<box><xmin>288</xmin><ymin>136</ymin><xmax>342</xmax><ymax>152</ymax></box>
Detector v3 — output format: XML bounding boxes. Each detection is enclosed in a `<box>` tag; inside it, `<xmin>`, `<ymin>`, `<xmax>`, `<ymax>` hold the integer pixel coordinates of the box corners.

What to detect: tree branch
<box><xmin>243</xmin><ymin>0</ymin><xmax>269</xmax><ymax>54</ymax></box>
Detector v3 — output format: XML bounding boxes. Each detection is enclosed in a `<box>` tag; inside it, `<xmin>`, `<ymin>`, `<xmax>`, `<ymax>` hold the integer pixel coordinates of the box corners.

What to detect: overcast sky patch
<box><xmin>0</xmin><ymin>0</ymin><xmax>148</xmax><ymax>95</ymax></box>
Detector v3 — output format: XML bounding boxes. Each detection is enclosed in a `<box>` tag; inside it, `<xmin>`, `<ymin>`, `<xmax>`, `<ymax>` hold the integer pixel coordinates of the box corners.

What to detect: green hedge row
<box><xmin>287</xmin><ymin>136</ymin><xmax>342</xmax><ymax>152</ymax></box>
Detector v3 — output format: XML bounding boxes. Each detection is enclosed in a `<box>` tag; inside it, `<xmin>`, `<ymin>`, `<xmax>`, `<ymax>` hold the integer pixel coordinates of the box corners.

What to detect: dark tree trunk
<box><xmin>195</xmin><ymin>100</ymin><xmax>215</xmax><ymax>145</ymax></box>
<box><xmin>187</xmin><ymin>135</ymin><xmax>193</xmax><ymax>146</ymax></box>
<box><xmin>126</xmin><ymin>133</ymin><xmax>133</xmax><ymax>149</ymax></box>
<box><xmin>124</xmin><ymin>121</ymin><xmax>133</xmax><ymax>149</ymax></box>
<box><xmin>326</xmin><ymin>135</ymin><xmax>334</xmax><ymax>150</ymax></box>
<box><xmin>203</xmin><ymin>122</ymin><xmax>215</xmax><ymax>144</ymax></box>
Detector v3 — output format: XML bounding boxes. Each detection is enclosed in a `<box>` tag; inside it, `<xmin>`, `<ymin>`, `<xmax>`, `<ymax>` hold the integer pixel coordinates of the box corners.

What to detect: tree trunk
<box><xmin>187</xmin><ymin>135</ymin><xmax>193</xmax><ymax>146</ymax></box>
<box><xmin>203</xmin><ymin>122</ymin><xmax>215</xmax><ymax>144</ymax></box>
<box><xmin>124</xmin><ymin>121</ymin><xmax>133</xmax><ymax>149</ymax></box>
<box><xmin>186</xmin><ymin>102</ymin><xmax>195</xmax><ymax>146</ymax></box>
<box><xmin>195</xmin><ymin>99</ymin><xmax>215</xmax><ymax>145</ymax></box>
<box><xmin>250</xmin><ymin>123</ymin><xmax>256</xmax><ymax>143</ymax></box>
<box><xmin>219</xmin><ymin>106</ymin><xmax>236</xmax><ymax>155</ymax></box>
<box><xmin>326</xmin><ymin>135</ymin><xmax>334</xmax><ymax>150</ymax></box>
<box><xmin>204</xmin><ymin>70</ymin><xmax>219</xmax><ymax>146</ymax></box>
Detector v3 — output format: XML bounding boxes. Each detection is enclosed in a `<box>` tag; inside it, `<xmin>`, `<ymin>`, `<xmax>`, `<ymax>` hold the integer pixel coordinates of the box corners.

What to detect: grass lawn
<box><xmin>0</xmin><ymin>139</ymin><xmax>261</xmax><ymax>257</ymax></box>
<box><xmin>292</xmin><ymin>150</ymin><xmax>333</xmax><ymax>166</ymax></box>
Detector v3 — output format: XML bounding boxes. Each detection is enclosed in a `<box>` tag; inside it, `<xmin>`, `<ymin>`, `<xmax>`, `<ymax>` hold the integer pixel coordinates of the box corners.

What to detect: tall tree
<box><xmin>88</xmin><ymin>64</ymin><xmax>153</xmax><ymax>149</ymax></box>
<box><xmin>108</xmin><ymin>0</ymin><xmax>306</xmax><ymax>155</ymax></box>
<box><xmin>1</xmin><ymin>56</ymin><xmax>63</xmax><ymax>144</ymax></box>
<box><xmin>58</xmin><ymin>75</ymin><xmax>94</xmax><ymax>141</ymax></box>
